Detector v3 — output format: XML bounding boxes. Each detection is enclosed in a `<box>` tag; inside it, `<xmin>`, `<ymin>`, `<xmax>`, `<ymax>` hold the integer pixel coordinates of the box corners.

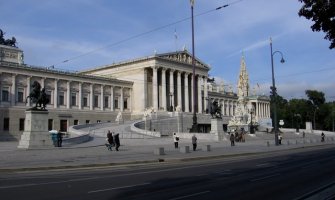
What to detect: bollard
<box><xmin>202</xmin><ymin>145</ymin><xmax>211</xmax><ymax>152</ymax></box>
<box><xmin>267</xmin><ymin>141</ymin><xmax>270</xmax><ymax>147</ymax></box>
<box><xmin>180</xmin><ymin>146</ymin><xmax>190</xmax><ymax>153</ymax></box>
<box><xmin>154</xmin><ymin>147</ymin><xmax>165</xmax><ymax>155</ymax></box>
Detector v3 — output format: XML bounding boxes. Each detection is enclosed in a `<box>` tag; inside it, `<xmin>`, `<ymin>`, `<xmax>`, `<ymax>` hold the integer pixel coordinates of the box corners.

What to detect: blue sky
<box><xmin>1</xmin><ymin>0</ymin><xmax>334</xmax><ymax>101</ymax></box>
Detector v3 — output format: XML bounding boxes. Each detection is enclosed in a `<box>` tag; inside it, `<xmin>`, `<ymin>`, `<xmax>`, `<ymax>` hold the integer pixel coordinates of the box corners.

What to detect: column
<box><xmin>144</xmin><ymin>68</ymin><xmax>148</xmax><ymax>109</ymax></box>
<box><xmin>161</xmin><ymin>68</ymin><xmax>167</xmax><ymax>111</ymax></box>
<box><xmin>221</xmin><ymin>100</ymin><xmax>225</xmax><ymax>116</ymax></box>
<box><xmin>152</xmin><ymin>67</ymin><xmax>158</xmax><ymax>111</ymax></box>
<box><xmin>54</xmin><ymin>79</ymin><xmax>58</xmax><ymax>109</ymax></box>
<box><xmin>120</xmin><ymin>87</ymin><xmax>124</xmax><ymax>111</ymax></box>
<box><xmin>177</xmin><ymin>71</ymin><xmax>182</xmax><ymax>109</ymax></box>
<box><xmin>203</xmin><ymin>76</ymin><xmax>208</xmax><ymax>112</ymax></box>
<box><xmin>11</xmin><ymin>74</ymin><xmax>16</xmax><ymax>106</ymax></box>
<box><xmin>169</xmin><ymin>70</ymin><xmax>174</xmax><ymax>111</ymax></box>
<box><xmin>110</xmin><ymin>86</ymin><xmax>114</xmax><ymax>111</ymax></box>
<box><xmin>66</xmin><ymin>81</ymin><xmax>71</xmax><ymax>109</ymax></box>
<box><xmin>78</xmin><ymin>82</ymin><xmax>82</xmax><ymax>110</ymax></box>
<box><xmin>230</xmin><ymin>101</ymin><xmax>233</xmax><ymax>116</ymax></box>
<box><xmin>26</xmin><ymin>76</ymin><xmax>31</xmax><ymax>107</ymax></box>
<box><xmin>129</xmin><ymin>88</ymin><xmax>132</xmax><ymax>112</ymax></box>
<box><xmin>184</xmin><ymin>73</ymin><xmax>189</xmax><ymax>112</ymax></box>
<box><xmin>191</xmin><ymin>74</ymin><xmax>194</xmax><ymax>113</ymax></box>
<box><xmin>197</xmin><ymin>76</ymin><xmax>202</xmax><ymax>113</ymax></box>
<box><xmin>90</xmin><ymin>84</ymin><xmax>93</xmax><ymax>110</ymax></box>
<box><xmin>101</xmin><ymin>85</ymin><xmax>104</xmax><ymax>111</ymax></box>
<box><xmin>41</xmin><ymin>78</ymin><xmax>45</xmax><ymax>89</ymax></box>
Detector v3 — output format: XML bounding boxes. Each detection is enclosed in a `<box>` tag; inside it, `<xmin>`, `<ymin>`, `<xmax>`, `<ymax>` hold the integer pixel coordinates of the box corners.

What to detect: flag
<box><xmin>190</xmin><ymin>0</ymin><xmax>195</xmax><ymax>7</ymax></box>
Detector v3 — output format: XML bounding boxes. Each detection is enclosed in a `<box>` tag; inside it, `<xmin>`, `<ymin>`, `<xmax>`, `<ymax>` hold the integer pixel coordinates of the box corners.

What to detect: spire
<box><xmin>237</xmin><ymin>53</ymin><xmax>250</xmax><ymax>97</ymax></box>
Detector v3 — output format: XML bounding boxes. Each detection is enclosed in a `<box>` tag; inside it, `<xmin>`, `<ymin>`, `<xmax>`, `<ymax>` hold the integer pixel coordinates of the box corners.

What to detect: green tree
<box><xmin>298</xmin><ymin>0</ymin><xmax>335</xmax><ymax>49</ymax></box>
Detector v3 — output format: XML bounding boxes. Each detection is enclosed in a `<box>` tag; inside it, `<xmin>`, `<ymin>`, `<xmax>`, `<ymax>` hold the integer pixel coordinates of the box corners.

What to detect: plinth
<box><xmin>210</xmin><ymin>118</ymin><xmax>225</xmax><ymax>141</ymax></box>
<box><xmin>18</xmin><ymin>110</ymin><xmax>53</xmax><ymax>149</ymax></box>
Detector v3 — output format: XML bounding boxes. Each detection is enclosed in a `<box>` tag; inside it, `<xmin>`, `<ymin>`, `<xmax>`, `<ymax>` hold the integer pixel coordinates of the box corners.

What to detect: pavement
<box><xmin>1</xmin><ymin>125</ymin><xmax>335</xmax><ymax>173</ymax></box>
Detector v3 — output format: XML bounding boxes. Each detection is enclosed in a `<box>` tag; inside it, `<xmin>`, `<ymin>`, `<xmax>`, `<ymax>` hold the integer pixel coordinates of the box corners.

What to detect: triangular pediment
<box><xmin>156</xmin><ymin>50</ymin><xmax>210</xmax><ymax>70</ymax></box>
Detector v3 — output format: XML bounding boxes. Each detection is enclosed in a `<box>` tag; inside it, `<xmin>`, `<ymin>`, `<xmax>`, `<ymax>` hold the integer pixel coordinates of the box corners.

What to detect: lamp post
<box><xmin>190</xmin><ymin>0</ymin><xmax>198</xmax><ymax>132</ymax></box>
<box><xmin>270</xmin><ymin>38</ymin><xmax>285</xmax><ymax>146</ymax></box>
<box><xmin>169</xmin><ymin>92</ymin><xmax>173</xmax><ymax>112</ymax></box>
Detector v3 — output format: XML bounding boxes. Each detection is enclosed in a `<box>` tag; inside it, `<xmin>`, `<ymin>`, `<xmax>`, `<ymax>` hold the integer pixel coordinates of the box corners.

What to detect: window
<box><xmin>46</xmin><ymin>91</ymin><xmax>52</xmax><ymax>104</ymax></box>
<box><xmin>94</xmin><ymin>95</ymin><xmax>99</xmax><ymax>107</ymax></box>
<box><xmin>104</xmin><ymin>96</ymin><xmax>109</xmax><ymax>108</ymax></box>
<box><xmin>3</xmin><ymin>118</ymin><xmax>9</xmax><ymax>131</ymax></box>
<box><xmin>97</xmin><ymin>120</ymin><xmax>101</xmax><ymax>123</ymax></box>
<box><xmin>74</xmin><ymin>120</ymin><xmax>79</xmax><ymax>125</ymax></box>
<box><xmin>60</xmin><ymin>120</ymin><xmax>67</xmax><ymax>132</ymax></box>
<box><xmin>59</xmin><ymin>92</ymin><xmax>64</xmax><ymax>105</ymax></box>
<box><xmin>17</xmin><ymin>88</ymin><xmax>24</xmax><ymax>102</ymax></box>
<box><xmin>86</xmin><ymin>120</ymin><xmax>90</xmax><ymax>124</ymax></box>
<box><xmin>124</xmin><ymin>99</ymin><xmax>128</xmax><ymax>109</ymax></box>
<box><xmin>2</xmin><ymin>88</ymin><xmax>9</xmax><ymax>102</ymax></box>
<box><xmin>19</xmin><ymin>118</ymin><xmax>25</xmax><ymax>131</ymax></box>
<box><xmin>114</xmin><ymin>98</ymin><xmax>119</xmax><ymax>109</ymax></box>
<box><xmin>48</xmin><ymin>119</ymin><xmax>53</xmax><ymax>131</ymax></box>
<box><xmin>71</xmin><ymin>93</ymin><xmax>76</xmax><ymax>106</ymax></box>
<box><xmin>83</xmin><ymin>96</ymin><xmax>88</xmax><ymax>107</ymax></box>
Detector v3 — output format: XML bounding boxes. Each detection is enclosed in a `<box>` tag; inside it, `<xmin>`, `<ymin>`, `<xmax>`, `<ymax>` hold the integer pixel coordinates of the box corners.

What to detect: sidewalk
<box><xmin>1</xmin><ymin>133</ymin><xmax>334</xmax><ymax>172</ymax></box>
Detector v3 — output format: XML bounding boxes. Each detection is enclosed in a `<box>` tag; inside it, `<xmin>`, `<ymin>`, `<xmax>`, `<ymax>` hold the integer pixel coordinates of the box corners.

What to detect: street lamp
<box><xmin>190</xmin><ymin>0</ymin><xmax>198</xmax><ymax>132</ymax></box>
<box><xmin>169</xmin><ymin>92</ymin><xmax>173</xmax><ymax>112</ymax></box>
<box><xmin>247</xmin><ymin>104</ymin><xmax>255</xmax><ymax>134</ymax></box>
<box><xmin>270</xmin><ymin>38</ymin><xmax>285</xmax><ymax>146</ymax></box>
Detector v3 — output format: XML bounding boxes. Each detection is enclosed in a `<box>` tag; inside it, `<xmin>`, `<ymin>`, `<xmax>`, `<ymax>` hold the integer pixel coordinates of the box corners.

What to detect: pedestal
<box><xmin>210</xmin><ymin>118</ymin><xmax>224</xmax><ymax>140</ymax></box>
<box><xmin>17</xmin><ymin>110</ymin><xmax>53</xmax><ymax>149</ymax></box>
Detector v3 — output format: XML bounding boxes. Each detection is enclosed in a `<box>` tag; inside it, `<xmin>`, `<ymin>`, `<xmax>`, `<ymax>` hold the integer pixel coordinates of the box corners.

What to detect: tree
<box><xmin>298</xmin><ymin>0</ymin><xmax>335</xmax><ymax>49</ymax></box>
<box><xmin>305</xmin><ymin>90</ymin><xmax>326</xmax><ymax>129</ymax></box>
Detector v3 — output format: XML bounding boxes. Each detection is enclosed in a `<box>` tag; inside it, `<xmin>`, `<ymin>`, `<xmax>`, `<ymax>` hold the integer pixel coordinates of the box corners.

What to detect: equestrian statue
<box><xmin>210</xmin><ymin>100</ymin><xmax>222</xmax><ymax>119</ymax></box>
<box><xmin>25</xmin><ymin>81</ymin><xmax>49</xmax><ymax>110</ymax></box>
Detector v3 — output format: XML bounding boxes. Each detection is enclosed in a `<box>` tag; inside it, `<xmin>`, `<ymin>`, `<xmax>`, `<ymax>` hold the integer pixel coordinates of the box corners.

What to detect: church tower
<box><xmin>237</xmin><ymin>53</ymin><xmax>249</xmax><ymax>97</ymax></box>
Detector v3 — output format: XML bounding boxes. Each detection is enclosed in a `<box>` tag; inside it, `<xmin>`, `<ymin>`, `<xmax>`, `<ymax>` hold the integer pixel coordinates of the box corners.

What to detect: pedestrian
<box><xmin>192</xmin><ymin>134</ymin><xmax>197</xmax><ymax>151</ymax></box>
<box><xmin>230</xmin><ymin>133</ymin><xmax>235</xmax><ymax>146</ymax></box>
<box><xmin>173</xmin><ymin>132</ymin><xmax>179</xmax><ymax>149</ymax></box>
<box><xmin>278</xmin><ymin>134</ymin><xmax>282</xmax><ymax>145</ymax></box>
<box><xmin>113</xmin><ymin>132</ymin><xmax>120</xmax><ymax>151</ymax></box>
<box><xmin>321</xmin><ymin>132</ymin><xmax>325</xmax><ymax>142</ymax></box>
<box><xmin>57</xmin><ymin>130</ymin><xmax>63</xmax><ymax>147</ymax></box>
<box><xmin>302</xmin><ymin>131</ymin><xmax>305</xmax><ymax>138</ymax></box>
<box><xmin>106</xmin><ymin>130</ymin><xmax>114</xmax><ymax>151</ymax></box>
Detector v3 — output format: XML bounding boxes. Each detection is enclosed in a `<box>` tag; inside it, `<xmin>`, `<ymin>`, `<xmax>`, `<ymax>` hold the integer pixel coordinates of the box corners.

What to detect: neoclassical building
<box><xmin>0</xmin><ymin>44</ymin><xmax>271</xmax><ymax>140</ymax></box>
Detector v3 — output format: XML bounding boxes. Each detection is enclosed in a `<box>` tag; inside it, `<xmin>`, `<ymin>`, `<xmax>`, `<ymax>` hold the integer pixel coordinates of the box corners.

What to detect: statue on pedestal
<box><xmin>25</xmin><ymin>81</ymin><xmax>49</xmax><ymax>110</ymax></box>
<box><xmin>210</xmin><ymin>100</ymin><xmax>222</xmax><ymax>119</ymax></box>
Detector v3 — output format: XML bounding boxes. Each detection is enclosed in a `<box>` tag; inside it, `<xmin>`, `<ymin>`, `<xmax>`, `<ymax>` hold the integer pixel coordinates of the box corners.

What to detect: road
<box><xmin>1</xmin><ymin>145</ymin><xmax>335</xmax><ymax>200</ymax></box>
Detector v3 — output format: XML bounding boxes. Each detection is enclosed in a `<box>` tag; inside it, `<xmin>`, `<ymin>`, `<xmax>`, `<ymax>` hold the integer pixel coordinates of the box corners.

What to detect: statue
<box><xmin>210</xmin><ymin>100</ymin><xmax>222</xmax><ymax>119</ymax></box>
<box><xmin>25</xmin><ymin>81</ymin><xmax>49</xmax><ymax>110</ymax></box>
<box><xmin>0</xmin><ymin>29</ymin><xmax>17</xmax><ymax>47</ymax></box>
<box><xmin>0</xmin><ymin>29</ymin><xmax>5</xmax><ymax>45</ymax></box>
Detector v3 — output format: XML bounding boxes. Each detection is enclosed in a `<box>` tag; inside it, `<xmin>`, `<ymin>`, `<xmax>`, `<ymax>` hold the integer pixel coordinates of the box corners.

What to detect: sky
<box><xmin>1</xmin><ymin>0</ymin><xmax>334</xmax><ymax>101</ymax></box>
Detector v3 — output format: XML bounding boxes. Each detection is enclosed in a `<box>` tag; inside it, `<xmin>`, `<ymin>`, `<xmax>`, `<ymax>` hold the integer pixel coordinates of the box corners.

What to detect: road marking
<box><xmin>256</xmin><ymin>163</ymin><xmax>271</xmax><ymax>167</ymax></box>
<box><xmin>88</xmin><ymin>182</ymin><xmax>150</xmax><ymax>194</ymax></box>
<box><xmin>250</xmin><ymin>173</ymin><xmax>280</xmax><ymax>182</ymax></box>
<box><xmin>169</xmin><ymin>190</ymin><xmax>211</xmax><ymax>200</ymax></box>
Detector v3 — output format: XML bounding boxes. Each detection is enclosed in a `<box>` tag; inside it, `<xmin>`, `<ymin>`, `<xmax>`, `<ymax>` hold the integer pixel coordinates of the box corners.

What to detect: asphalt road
<box><xmin>1</xmin><ymin>145</ymin><xmax>335</xmax><ymax>200</ymax></box>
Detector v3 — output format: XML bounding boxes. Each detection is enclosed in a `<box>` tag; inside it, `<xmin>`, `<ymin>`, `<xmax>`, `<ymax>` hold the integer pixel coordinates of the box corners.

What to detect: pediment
<box><xmin>157</xmin><ymin>51</ymin><xmax>210</xmax><ymax>70</ymax></box>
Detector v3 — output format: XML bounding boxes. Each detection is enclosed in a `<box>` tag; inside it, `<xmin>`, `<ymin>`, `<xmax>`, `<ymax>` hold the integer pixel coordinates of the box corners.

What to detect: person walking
<box><xmin>302</xmin><ymin>131</ymin><xmax>305</xmax><ymax>138</ymax></box>
<box><xmin>113</xmin><ymin>133</ymin><xmax>120</xmax><ymax>151</ymax></box>
<box><xmin>192</xmin><ymin>134</ymin><xmax>197</xmax><ymax>151</ymax></box>
<box><xmin>278</xmin><ymin>134</ymin><xmax>282</xmax><ymax>145</ymax></box>
<box><xmin>173</xmin><ymin>132</ymin><xmax>179</xmax><ymax>149</ymax></box>
<box><xmin>230</xmin><ymin>133</ymin><xmax>235</xmax><ymax>146</ymax></box>
<box><xmin>106</xmin><ymin>130</ymin><xmax>114</xmax><ymax>151</ymax></box>
<box><xmin>321</xmin><ymin>132</ymin><xmax>325</xmax><ymax>142</ymax></box>
<box><xmin>57</xmin><ymin>130</ymin><xmax>63</xmax><ymax>147</ymax></box>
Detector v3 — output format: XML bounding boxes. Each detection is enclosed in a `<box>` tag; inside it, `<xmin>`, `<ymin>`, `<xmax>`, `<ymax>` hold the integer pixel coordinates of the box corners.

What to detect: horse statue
<box><xmin>26</xmin><ymin>81</ymin><xmax>49</xmax><ymax>110</ymax></box>
<box><xmin>4</xmin><ymin>37</ymin><xmax>16</xmax><ymax>47</ymax></box>
<box><xmin>210</xmin><ymin>100</ymin><xmax>222</xmax><ymax>119</ymax></box>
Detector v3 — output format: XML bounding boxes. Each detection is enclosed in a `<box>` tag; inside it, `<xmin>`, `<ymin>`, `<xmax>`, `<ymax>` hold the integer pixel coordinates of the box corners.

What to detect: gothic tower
<box><xmin>237</xmin><ymin>53</ymin><xmax>249</xmax><ymax>97</ymax></box>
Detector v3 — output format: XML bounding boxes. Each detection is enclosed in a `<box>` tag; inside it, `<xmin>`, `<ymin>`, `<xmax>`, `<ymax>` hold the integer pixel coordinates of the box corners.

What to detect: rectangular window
<box><xmin>17</xmin><ymin>88</ymin><xmax>24</xmax><ymax>102</ymax></box>
<box><xmin>114</xmin><ymin>98</ymin><xmax>119</xmax><ymax>109</ymax></box>
<box><xmin>86</xmin><ymin>120</ymin><xmax>90</xmax><ymax>124</ymax></box>
<box><xmin>48</xmin><ymin>119</ymin><xmax>53</xmax><ymax>131</ymax></box>
<box><xmin>59</xmin><ymin>92</ymin><xmax>64</xmax><ymax>105</ymax></box>
<box><xmin>19</xmin><ymin>118</ymin><xmax>25</xmax><ymax>131</ymax></box>
<box><xmin>3</xmin><ymin>118</ymin><xmax>9</xmax><ymax>131</ymax></box>
<box><xmin>46</xmin><ymin>91</ymin><xmax>52</xmax><ymax>104</ymax></box>
<box><xmin>104</xmin><ymin>96</ymin><xmax>109</xmax><ymax>108</ymax></box>
<box><xmin>74</xmin><ymin>120</ymin><xmax>79</xmax><ymax>125</ymax></box>
<box><xmin>94</xmin><ymin>95</ymin><xmax>99</xmax><ymax>107</ymax></box>
<box><xmin>83</xmin><ymin>96</ymin><xmax>88</xmax><ymax>107</ymax></box>
<box><xmin>2</xmin><ymin>88</ymin><xmax>9</xmax><ymax>102</ymax></box>
<box><xmin>71</xmin><ymin>93</ymin><xmax>76</xmax><ymax>106</ymax></box>
<box><xmin>97</xmin><ymin>120</ymin><xmax>101</xmax><ymax>123</ymax></box>
<box><xmin>60</xmin><ymin>120</ymin><xmax>67</xmax><ymax>132</ymax></box>
<box><xmin>124</xmin><ymin>99</ymin><xmax>128</xmax><ymax>109</ymax></box>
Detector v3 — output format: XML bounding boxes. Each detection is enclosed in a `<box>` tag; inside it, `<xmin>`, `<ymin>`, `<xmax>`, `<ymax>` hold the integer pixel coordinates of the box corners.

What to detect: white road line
<box><xmin>87</xmin><ymin>182</ymin><xmax>150</xmax><ymax>194</ymax></box>
<box><xmin>250</xmin><ymin>173</ymin><xmax>280</xmax><ymax>182</ymax></box>
<box><xmin>169</xmin><ymin>190</ymin><xmax>211</xmax><ymax>200</ymax></box>
<box><xmin>256</xmin><ymin>163</ymin><xmax>270</xmax><ymax>167</ymax></box>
